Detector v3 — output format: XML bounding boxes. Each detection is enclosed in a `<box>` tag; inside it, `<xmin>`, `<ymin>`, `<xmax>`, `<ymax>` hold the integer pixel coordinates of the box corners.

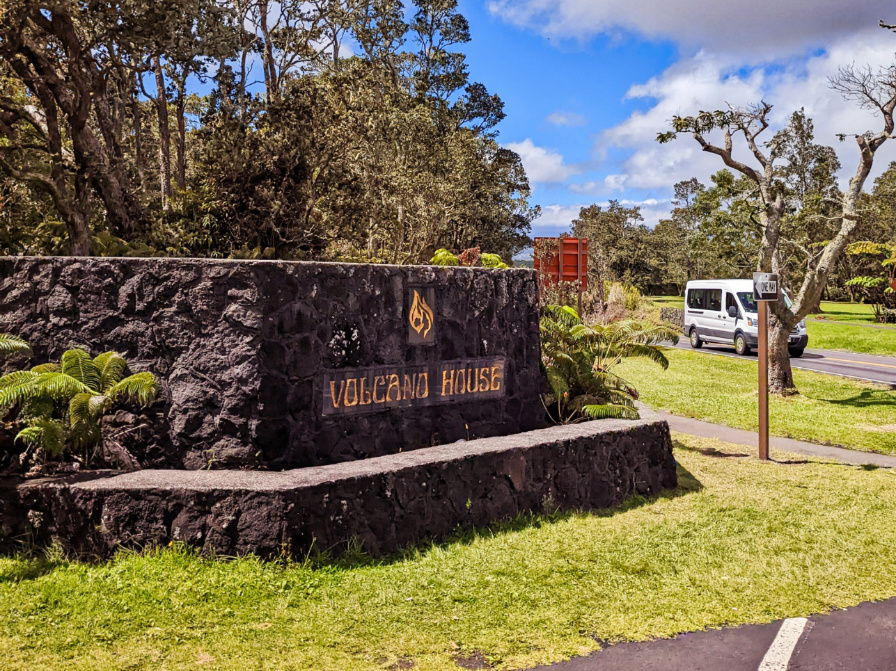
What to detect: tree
<box><xmin>657</xmin><ymin>54</ymin><xmax>896</xmax><ymax>394</ymax></box>
<box><xmin>573</xmin><ymin>201</ymin><xmax>656</xmax><ymax>298</ymax></box>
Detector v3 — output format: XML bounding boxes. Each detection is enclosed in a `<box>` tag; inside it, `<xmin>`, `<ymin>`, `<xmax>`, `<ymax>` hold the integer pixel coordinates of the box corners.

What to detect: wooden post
<box><xmin>758</xmin><ymin>299</ymin><xmax>769</xmax><ymax>461</ymax></box>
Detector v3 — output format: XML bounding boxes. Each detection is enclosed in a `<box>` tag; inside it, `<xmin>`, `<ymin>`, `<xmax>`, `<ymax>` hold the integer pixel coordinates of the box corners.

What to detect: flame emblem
<box><xmin>409</xmin><ymin>290</ymin><xmax>434</xmax><ymax>339</ymax></box>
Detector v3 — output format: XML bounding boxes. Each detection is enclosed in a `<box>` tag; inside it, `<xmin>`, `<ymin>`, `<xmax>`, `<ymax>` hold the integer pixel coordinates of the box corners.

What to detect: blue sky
<box><xmin>453</xmin><ymin>0</ymin><xmax>896</xmax><ymax>244</ymax></box>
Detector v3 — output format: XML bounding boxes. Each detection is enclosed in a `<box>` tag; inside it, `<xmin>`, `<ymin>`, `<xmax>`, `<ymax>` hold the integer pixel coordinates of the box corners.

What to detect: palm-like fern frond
<box><xmin>541</xmin><ymin>304</ymin><xmax>674</xmax><ymax>424</ymax></box>
<box><xmin>17</xmin><ymin>418</ymin><xmax>66</xmax><ymax>456</ymax></box>
<box><xmin>61</xmin><ymin>349</ymin><xmax>101</xmax><ymax>390</ymax></box>
<box><xmin>2</xmin><ymin>346</ymin><xmax>158</xmax><ymax>464</ymax></box>
<box><xmin>30</xmin><ymin>363</ymin><xmax>61</xmax><ymax>374</ymax></box>
<box><xmin>583</xmin><ymin>403</ymin><xmax>639</xmax><ymax>420</ymax></box>
<box><xmin>94</xmin><ymin>351</ymin><xmax>129</xmax><ymax>392</ymax></box>
<box><xmin>0</xmin><ymin>370</ymin><xmax>40</xmax><ymax>391</ymax></box>
<box><xmin>107</xmin><ymin>372</ymin><xmax>158</xmax><ymax>407</ymax></box>
<box><xmin>0</xmin><ymin>334</ymin><xmax>31</xmax><ymax>356</ymax></box>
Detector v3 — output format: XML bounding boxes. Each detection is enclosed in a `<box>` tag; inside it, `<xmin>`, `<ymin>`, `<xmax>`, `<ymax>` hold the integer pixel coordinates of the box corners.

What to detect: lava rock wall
<box><xmin>0</xmin><ymin>257</ymin><xmax>545</xmax><ymax>469</ymax></box>
<box><xmin>1</xmin><ymin>411</ymin><xmax>677</xmax><ymax>559</ymax></box>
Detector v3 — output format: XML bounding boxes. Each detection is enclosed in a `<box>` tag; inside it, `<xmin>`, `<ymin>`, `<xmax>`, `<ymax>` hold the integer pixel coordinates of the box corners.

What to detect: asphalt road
<box><xmin>672</xmin><ymin>340</ymin><xmax>896</xmax><ymax>387</ymax></box>
<box><xmin>534</xmin><ymin>597</ymin><xmax>896</xmax><ymax>671</ymax></box>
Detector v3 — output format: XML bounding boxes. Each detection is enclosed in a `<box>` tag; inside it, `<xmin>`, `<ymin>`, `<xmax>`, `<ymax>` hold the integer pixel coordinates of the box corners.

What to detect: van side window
<box><xmin>708</xmin><ymin>289</ymin><xmax>722</xmax><ymax>312</ymax></box>
<box><xmin>726</xmin><ymin>292</ymin><xmax>739</xmax><ymax>316</ymax></box>
<box><xmin>687</xmin><ymin>289</ymin><xmax>706</xmax><ymax>310</ymax></box>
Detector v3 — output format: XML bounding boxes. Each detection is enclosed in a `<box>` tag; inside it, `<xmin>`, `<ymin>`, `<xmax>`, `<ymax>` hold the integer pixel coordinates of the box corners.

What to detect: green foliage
<box><xmin>539</xmin><ymin>305</ymin><xmax>679</xmax><ymax>423</ymax></box>
<box><xmin>0</xmin><ymin>334</ymin><xmax>31</xmax><ymax>356</ymax></box>
<box><xmin>430</xmin><ymin>248</ymin><xmax>460</xmax><ymax>266</ymax></box>
<box><xmin>480</xmin><ymin>253</ymin><xmax>509</xmax><ymax>269</ymax></box>
<box><xmin>0</xmin><ymin>347</ymin><xmax>157</xmax><ymax>462</ymax></box>
<box><xmin>430</xmin><ymin>248</ymin><xmax>509</xmax><ymax>268</ymax></box>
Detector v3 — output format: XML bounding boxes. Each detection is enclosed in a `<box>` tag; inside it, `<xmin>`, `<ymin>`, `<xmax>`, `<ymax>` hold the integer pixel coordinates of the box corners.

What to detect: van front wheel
<box><xmin>735</xmin><ymin>333</ymin><xmax>751</xmax><ymax>356</ymax></box>
<box><xmin>689</xmin><ymin>328</ymin><xmax>703</xmax><ymax>349</ymax></box>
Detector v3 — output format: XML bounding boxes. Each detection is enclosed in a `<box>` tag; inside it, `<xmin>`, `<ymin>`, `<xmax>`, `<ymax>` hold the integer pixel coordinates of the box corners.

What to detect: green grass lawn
<box><xmin>805</xmin><ymin>320</ymin><xmax>896</xmax><ymax>357</ymax></box>
<box><xmin>810</xmin><ymin>301</ymin><xmax>877</xmax><ymax>324</ymax></box>
<box><xmin>3</xmin><ymin>435</ymin><xmax>896</xmax><ymax>670</ymax></box>
<box><xmin>648</xmin><ymin>295</ymin><xmax>684</xmax><ymax>309</ymax></box>
<box><xmin>617</xmin><ymin>348</ymin><xmax>896</xmax><ymax>454</ymax></box>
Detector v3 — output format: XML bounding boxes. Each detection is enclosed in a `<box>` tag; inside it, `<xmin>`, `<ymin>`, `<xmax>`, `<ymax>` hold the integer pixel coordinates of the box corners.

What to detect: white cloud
<box><xmin>546</xmin><ymin>111</ymin><xmax>586</xmax><ymax>127</ymax></box>
<box><xmin>533</xmin><ymin>204</ymin><xmax>585</xmax><ymax>229</ymax></box>
<box><xmin>504</xmin><ymin>139</ymin><xmax>580</xmax><ymax>183</ymax></box>
<box><xmin>488</xmin><ymin>0</ymin><xmax>894</xmax><ymax>58</ymax></box>
<box><xmin>596</xmin><ymin>31</ymin><xmax>896</xmax><ymax>191</ymax></box>
<box><xmin>533</xmin><ymin>199</ymin><xmax>670</xmax><ymax>234</ymax></box>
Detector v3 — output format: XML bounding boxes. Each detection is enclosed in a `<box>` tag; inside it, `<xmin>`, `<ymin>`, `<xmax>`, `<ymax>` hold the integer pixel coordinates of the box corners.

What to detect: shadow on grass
<box><xmin>321</xmin><ymin>462</ymin><xmax>705</xmax><ymax>571</ymax></box>
<box><xmin>810</xmin><ymin>389</ymin><xmax>896</xmax><ymax>409</ymax></box>
<box><xmin>0</xmin><ymin>555</ymin><xmax>62</xmax><ymax>583</ymax></box>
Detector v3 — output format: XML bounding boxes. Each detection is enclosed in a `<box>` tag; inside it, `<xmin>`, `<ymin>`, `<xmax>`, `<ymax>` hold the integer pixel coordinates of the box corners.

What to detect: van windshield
<box><xmin>737</xmin><ymin>291</ymin><xmax>793</xmax><ymax>314</ymax></box>
<box><xmin>737</xmin><ymin>292</ymin><xmax>758</xmax><ymax>313</ymax></box>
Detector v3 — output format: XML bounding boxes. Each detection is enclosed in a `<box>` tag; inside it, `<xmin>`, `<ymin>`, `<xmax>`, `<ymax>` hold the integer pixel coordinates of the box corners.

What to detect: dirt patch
<box><xmin>454</xmin><ymin>651</ymin><xmax>492</xmax><ymax>669</ymax></box>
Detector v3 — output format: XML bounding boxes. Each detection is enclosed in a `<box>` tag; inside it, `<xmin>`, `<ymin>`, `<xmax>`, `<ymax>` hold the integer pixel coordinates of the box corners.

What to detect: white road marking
<box><xmin>758</xmin><ymin>617</ymin><xmax>809</xmax><ymax>671</ymax></box>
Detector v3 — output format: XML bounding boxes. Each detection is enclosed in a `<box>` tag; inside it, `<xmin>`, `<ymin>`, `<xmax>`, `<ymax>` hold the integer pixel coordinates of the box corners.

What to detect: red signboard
<box><xmin>533</xmin><ymin>237</ymin><xmax>588</xmax><ymax>290</ymax></box>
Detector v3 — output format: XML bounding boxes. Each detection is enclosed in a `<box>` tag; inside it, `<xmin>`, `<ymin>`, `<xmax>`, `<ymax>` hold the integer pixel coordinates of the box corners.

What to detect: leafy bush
<box><xmin>430</xmin><ymin>248</ymin><xmax>460</xmax><ymax>266</ymax></box>
<box><xmin>0</xmin><ymin>345</ymin><xmax>157</xmax><ymax>465</ymax></box>
<box><xmin>480</xmin><ymin>253</ymin><xmax>509</xmax><ymax>269</ymax></box>
<box><xmin>540</xmin><ymin>305</ymin><xmax>679</xmax><ymax>422</ymax></box>
<box><xmin>431</xmin><ymin>247</ymin><xmax>509</xmax><ymax>269</ymax></box>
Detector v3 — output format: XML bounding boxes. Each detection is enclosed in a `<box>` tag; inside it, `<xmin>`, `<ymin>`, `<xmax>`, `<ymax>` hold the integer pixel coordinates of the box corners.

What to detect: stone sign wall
<box><xmin>0</xmin><ymin>257</ymin><xmax>545</xmax><ymax>470</ymax></box>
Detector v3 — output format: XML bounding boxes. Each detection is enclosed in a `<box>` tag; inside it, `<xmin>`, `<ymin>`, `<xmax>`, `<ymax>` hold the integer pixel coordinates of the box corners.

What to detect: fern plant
<box><xmin>540</xmin><ymin>305</ymin><xmax>679</xmax><ymax>423</ymax></box>
<box><xmin>0</xmin><ymin>347</ymin><xmax>157</xmax><ymax>462</ymax></box>
<box><xmin>0</xmin><ymin>334</ymin><xmax>32</xmax><ymax>356</ymax></box>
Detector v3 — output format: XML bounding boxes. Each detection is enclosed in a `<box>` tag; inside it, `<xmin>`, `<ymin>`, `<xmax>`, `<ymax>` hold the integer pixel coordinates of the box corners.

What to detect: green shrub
<box><xmin>480</xmin><ymin>253</ymin><xmax>509</xmax><ymax>269</ymax></box>
<box><xmin>0</xmin><ymin>345</ymin><xmax>157</xmax><ymax>464</ymax></box>
<box><xmin>430</xmin><ymin>248</ymin><xmax>460</xmax><ymax>266</ymax></box>
<box><xmin>431</xmin><ymin>248</ymin><xmax>509</xmax><ymax>269</ymax></box>
<box><xmin>540</xmin><ymin>306</ymin><xmax>678</xmax><ymax>423</ymax></box>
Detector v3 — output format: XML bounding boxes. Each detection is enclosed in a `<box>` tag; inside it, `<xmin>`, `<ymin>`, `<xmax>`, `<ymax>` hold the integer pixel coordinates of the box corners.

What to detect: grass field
<box><xmin>648</xmin><ymin>297</ymin><xmax>895</xmax><ymax>357</ymax></box>
<box><xmin>617</xmin><ymin>348</ymin><xmax>896</xmax><ymax>454</ymax></box>
<box><xmin>810</xmin><ymin>301</ymin><xmax>877</xmax><ymax>324</ymax></box>
<box><xmin>3</xmin><ymin>435</ymin><xmax>896</xmax><ymax>670</ymax></box>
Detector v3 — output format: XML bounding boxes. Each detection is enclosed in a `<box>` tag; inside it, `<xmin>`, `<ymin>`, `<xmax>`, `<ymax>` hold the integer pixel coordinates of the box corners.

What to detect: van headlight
<box><xmin>798</xmin><ymin>320</ymin><xmax>806</xmax><ymax>330</ymax></box>
<box><xmin>746</xmin><ymin>317</ymin><xmax>756</xmax><ymax>326</ymax></box>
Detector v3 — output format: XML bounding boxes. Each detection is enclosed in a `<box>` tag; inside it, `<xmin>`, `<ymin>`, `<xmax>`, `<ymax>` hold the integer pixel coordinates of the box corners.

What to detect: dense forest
<box><xmin>0</xmin><ymin>0</ymin><xmax>536</xmax><ymax>263</ymax></box>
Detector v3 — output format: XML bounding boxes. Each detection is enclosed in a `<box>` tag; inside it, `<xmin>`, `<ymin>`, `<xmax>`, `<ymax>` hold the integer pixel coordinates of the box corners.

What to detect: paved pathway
<box><xmin>533</xmin><ymin>597</ymin><xmax>896</xmax><ymax>670</ymax></box>
<box><xmin>672</xmin><ymin>340</ymin><xmax>896</xmax><ymax>387</ymax></box>
<box><xmin>657</xmin><ymin>410</ymin><xmax>896</xmax><ymax>468</ymax></box>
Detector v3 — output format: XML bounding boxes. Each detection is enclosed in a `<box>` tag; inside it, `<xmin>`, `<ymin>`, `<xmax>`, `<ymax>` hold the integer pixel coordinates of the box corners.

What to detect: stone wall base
<box><xmin>1</xmin><ymin>410</ymin><xmax>677</xmax><ymax>559</ymax></box>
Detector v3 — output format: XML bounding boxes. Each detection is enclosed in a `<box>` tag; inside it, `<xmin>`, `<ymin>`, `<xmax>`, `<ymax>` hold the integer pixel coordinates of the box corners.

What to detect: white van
<box><xmin>684</xmin><ymin>279</ymin><xmax>809</xmax><ymax>357</ymax></box>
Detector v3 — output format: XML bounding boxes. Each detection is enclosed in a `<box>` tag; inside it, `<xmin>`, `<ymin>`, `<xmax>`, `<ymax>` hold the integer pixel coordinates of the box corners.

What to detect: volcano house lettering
<box><xmin>322</xmin><ymin>358</ymin><xmax>506</xmax><ymax>416</ymax></box>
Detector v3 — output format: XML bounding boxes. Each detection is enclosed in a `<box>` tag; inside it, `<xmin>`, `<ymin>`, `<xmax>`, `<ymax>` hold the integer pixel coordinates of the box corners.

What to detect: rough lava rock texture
<box><xmin>0</xmin><ymin>257</ymin><xmax>545</xmax><ymax>470</ymax></box>
<box><xmin>0</xmin><ymin>409</ymin><xmax>677</xmax><ymax>558</ymax></box>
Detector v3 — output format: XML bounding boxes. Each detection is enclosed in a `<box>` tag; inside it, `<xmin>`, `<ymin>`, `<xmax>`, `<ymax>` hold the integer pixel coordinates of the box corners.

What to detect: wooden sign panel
<box><xmin>322</xmin><ymin>358</ymin><xmax>506</xmax><ymax>416</ymax></box>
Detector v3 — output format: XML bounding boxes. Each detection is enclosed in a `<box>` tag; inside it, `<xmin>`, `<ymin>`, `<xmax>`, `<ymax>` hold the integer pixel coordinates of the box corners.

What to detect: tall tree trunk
<box><xmin>767</xmin><ymin>311</ymin><xmax>797</xmax><ymax>396</ymax></box>
<box><xmin>259</xmin><ymin>1</ymin><xmax>279</xmax><ymax>104</ymax></box>
<box><xmin>153</xmin><ymin>57</ymin><xmax>172</xmax><ymax>210</ymax></box>
<box><xmin>131</xmin><ymin>72</ymin><xmax>147</xmax><ymax>195</ymax></box>
<box><xmin>175</xmin><ymin>79</ymin><xmax>187</xmax><ymax>191</ymax></box>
